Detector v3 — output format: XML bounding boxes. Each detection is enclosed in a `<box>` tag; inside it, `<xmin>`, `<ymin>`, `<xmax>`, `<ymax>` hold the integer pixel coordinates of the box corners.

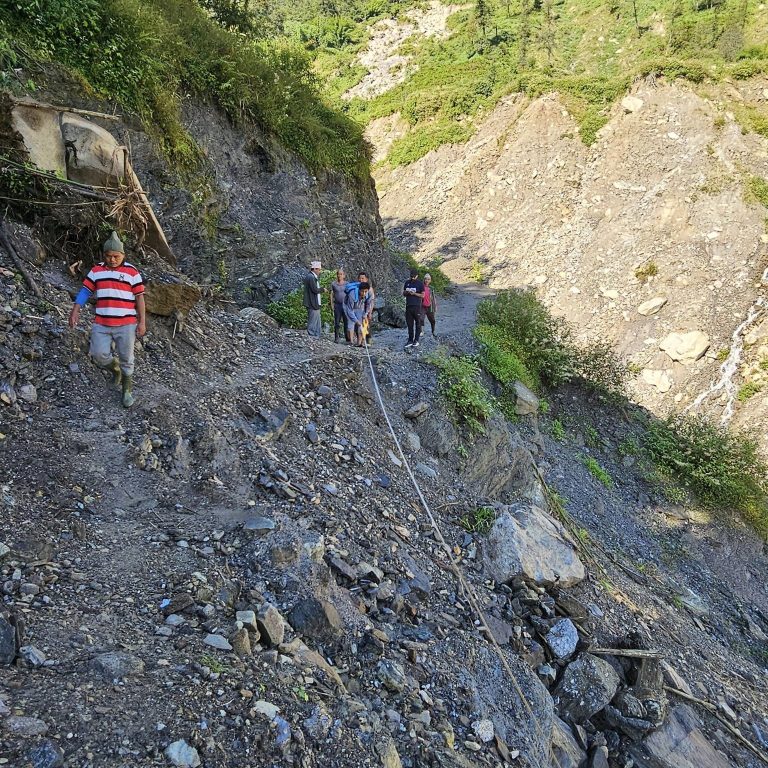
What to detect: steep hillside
<box><xmin>372</xmin><ymin>76</ymin><xmax>768</xmax><ymax>446</ymax></box>
<box><xmin>2</xmin><ymin>228</ymin><xmax>768</xmax><ymax>768</ymax></box>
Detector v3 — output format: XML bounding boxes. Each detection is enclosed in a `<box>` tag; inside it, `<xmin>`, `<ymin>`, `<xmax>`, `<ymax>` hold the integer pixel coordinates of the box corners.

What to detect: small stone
<box><xmin>377</xmin><ymin>659</ymin><xmax>407</xmax><ymax>692</ymax></box>
<box><xmin>91</xmin><ymin>651</ymin><xmax>143</xmax><ymax>679</ymax></box>
<box><xmin>621</xmin><ymin>95</ymin><xmax>644</xmax><ymax>113</ymax></box>
<box><xmin>513</xmin><ymin>381</ymin><xmax>539</xmax><ymax>415</ymax></box>
<box><xmin>659</xmin><ymin>331</ymin><xmax>710</xmax><ymax>363</ymax></box>
<box><xmin>404</xmin><ymin>402</ymin><xmax>428</xmax><ymax>419</ymax></box>
<box><xmin>274</xmin><ymin>715</ymin><xmax>292</xmax><ymax>746</ymax></box>
<box><xmin>0</xmin><ymin>543</ymin><xmax>9</xmax><ymax>561</ymax></box>
<box><xmin>18</xmin><ymin>384</ymin><xmax>37</xmax><ymax>403</ymax></box>
<box><xmin>303</xmin><ymin>704</ymin><xmax>333</xmax><ymax>740</ymax></box>
<box><xmin>203</xmin><ymin>634</ymin><xmax>232</xmax><ymax>652</ymax></box>
<box><xmin>387</xmin><ymin>449</ymin><xmax>402</xmax><ymax>467</ymax></box>
<box><xmin>254</xmin><ymin>700</ymin><xmax>280</xmax><ymax>720</ymax></box>
<box><xmin>472</xmin><ymin>719</ymin><xmax>495</xmax><ymax>743</ymax></box>
<box><xmin>19</xmin><ymin>645</ymin><xmax>47</xmax><ymax>668</ymax></box>
<box><xmin>464</xmin><ymin>740</ymin><xmax>482</xmax><ymax>751</ymax></box>
<box><xmin>256</xmin><ymin>603</ymin><xmax>285</xmax><ymax>646</ymax></box>
<box><xmin>20</xmin><ymin>583</ymin><xmax>40</xmax><ymax>596</ymax></box>
<box><xmin>377</xmin><ymin>474</ymin><xmax>391</xmax><ymax>489</ymax></box>
<box><xmin>230</xmin><ymin>627</ymin><xmax>251</xmax><ymax>657</ymax></box>
<box><xmin>165</xmin><ymin>614</ymin><xmax>185</xmax><ymax>627</ymax></box>
<box><xmin>406</xmin><ymin>432</ymin><xmax>421</xmax><ymax>452</ymax></box>
<box><xmin>591</xmin><ymin>745</ymin><xmax>610</xmax><ymax>768</ymax></box>
<box><xmin>0</xmin><ymin>616</ymin><xmax>15</xmax><ymax>665</ymax></box>
<box><xmin>317</xmin><ymin>385</ymin><xmax>333</xmax><ymax>398</ymax></box>
<box><xmin>638</xmin><ymin>297</ymin><xmax>667</xmax><ymax>316</ymax></box>
<box><xmin>164</xmin><ymin>739</ymin><xmax>201</xmax><ymax>768</ymax></box>
<box><xmin>243</xmin><ymin>516</ymin><xmax>276</xmax><ymax>534</ymax></box>
<box><xmin>235</xmin><ymin>610</ymin><xmax>259</xmax><ymax>632</ymax></box>
<box><xmin>554</xmin><ymin>654</ymin><xmax>620</xmax><ymax>724</ymax></box>
<box><xmin>545</xmin><ymin>618</ymin><xmax>579</xmax><ymax>660</ymax></box>
<box><xmin>4</xmin><ymin>715</ymin><xmax>48</xmax><ymax>737</ymax></box>
<box><xmin>27</xmin><ymin>738</ymin><xmax>64</xmax><ymax>768</ymax></box>
<box><xmin>415</xmin><ymin>463</ymin><xmax>438</xmax><ymax>479</ymax></box>
<box><xmin>288</xmin><ymin>598</ymin><xmax>342</xmax><ymax>642</ymax></box>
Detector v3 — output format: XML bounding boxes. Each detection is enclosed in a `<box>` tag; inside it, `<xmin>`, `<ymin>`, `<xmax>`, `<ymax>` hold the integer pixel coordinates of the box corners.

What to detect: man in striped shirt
<box><xmin>68</xmin><ymin>231</ymin><xmax>146</xmax><ymax>407</ymax></box>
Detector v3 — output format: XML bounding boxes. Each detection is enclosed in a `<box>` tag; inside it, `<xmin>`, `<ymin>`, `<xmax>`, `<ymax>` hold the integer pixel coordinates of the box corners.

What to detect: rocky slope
<box><xmin>372</xmin><ymin>77</ymin><xmax>768</xmax><ymax>444</ymax></box>
<box><xmin>1</xmin><ymin>221</ymin><xmax>768</xmax><ymax>768</ymax></box>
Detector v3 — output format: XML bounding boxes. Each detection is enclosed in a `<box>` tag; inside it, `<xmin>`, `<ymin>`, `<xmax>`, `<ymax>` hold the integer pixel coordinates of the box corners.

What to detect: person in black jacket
<box><xmin>303</xmin><ymin>261</ymin><xmax>323</xmax><ymax>338</ymax></box>
<box><xmin>403</xmin><ymin>268</ymin><xmax>425</xmax><ymax>349</ymax></box>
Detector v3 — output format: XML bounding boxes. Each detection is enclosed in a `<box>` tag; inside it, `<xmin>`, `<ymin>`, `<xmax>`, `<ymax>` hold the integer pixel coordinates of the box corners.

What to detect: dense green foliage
<box><xmin>313</xmin><ymin>0</ymin><xmax>768</xmax><ymax>163</ymax></box>
<box><xmin>645</xmin><ymin>414</ymin><xmax>768</xmax><ymax>536</ymax></box>
<box><xmin>429</xmin><ymin>353</ymin><xmax>493</xmax><ymax>436</ymax></box>
<box><xmin>266</xmin><ymin>270</ymin><xmax>335</xmax><ymax>328</ymax></box>
<box><xmin>0</xmin><ymin>0</ymin><xmax>369</xmax><ymax>178</ymax></box>
<box><xmin>476</xmin><ymin>289</ymin><xmax>630</xmax><ymax>398</ymax></box>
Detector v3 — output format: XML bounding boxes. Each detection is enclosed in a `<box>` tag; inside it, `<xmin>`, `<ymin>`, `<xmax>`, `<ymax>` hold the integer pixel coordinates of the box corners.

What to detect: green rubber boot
<box><xmin>121</xmin><ymin>375</ymin><xmax>135</xmax><ymax>408</ymax></box>
<box><xmin>109</xmin><ymin>357</ymin><xmax>122</xmax><ymax>387</ymax></box>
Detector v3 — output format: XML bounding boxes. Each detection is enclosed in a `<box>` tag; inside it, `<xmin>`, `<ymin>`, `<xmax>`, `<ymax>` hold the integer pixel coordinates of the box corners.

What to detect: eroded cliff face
<box><xmin>4</xmin><ymin>69</ymin><xmax>390</xmax><ymax>304</ymax></box>
<box><xmin>373</xmin><ymin>79</ymin><xmax>768</xmax><ymax>441</ymax></box>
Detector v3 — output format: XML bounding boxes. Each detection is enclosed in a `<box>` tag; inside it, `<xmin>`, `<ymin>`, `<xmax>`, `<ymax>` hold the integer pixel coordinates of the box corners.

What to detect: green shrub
<box><xmin>582</xmin><ymin>456</ymin><xmax>613</xmax><ymax>488</ymax></box>
<box><xmin>388</xmin><ymin>120</ymin><xmax>473</xmax><ymax>167</ymax></box>
<box><xmin>737</xmin><ymin>381</ymin><xmax>763</xmax><ymax>402</ymax></box>
<box><xmin>578</xmin><ymin>106</ymin><xmax>609</xmax><ymax>146</ymax></box>
<box><xmin>266</xmin><ymin>270</ymin><xmax>334</xmax><ymax>328</ymax></box>
<box><xmin>551</xmin><ymin>418</ymin><xmax>566</xmax><ymax>441</ymax></box>
<box><xmin>635</xmin><ymin>261</ymin><xmax>659</xmax><ymax>281</ymax></box>
<box><xmin>644</xmin><ymin>414</ymin><xmax>768</xmax><ymax>536</ymax></box>
<box><xmin>460</xmin><ymin>506</ymin><xmax>497</xmax><ymax>534</ymax></box>
<box><xmin>429</xmin><ymin>353</ymin><xmax>493</xmax><ymax>436</ymax></box>
<box><xmin>473</xmin><ymin>324</ymin><xmax>536</xmax><ymax>391</ymax></box>
<box><xmin>571</xmin><ymin>341</ymin><xmax>631</xmax><ymax>399</ymax></box>
<box><xmin>477</xmin><ymin>290</ymin><xmax>574</xmax><ymax>389</ymax></box>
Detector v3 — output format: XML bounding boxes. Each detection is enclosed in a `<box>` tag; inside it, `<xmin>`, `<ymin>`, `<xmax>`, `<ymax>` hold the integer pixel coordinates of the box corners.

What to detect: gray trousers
<box><xmin>90</xmin><ymin>323</ymin><xmax>136</xmax><ymax>375</ymax></box>
<box><xmin>307</xmin><ymin>308</ymin><xmax>322</xmax><ymax>338</ymax></box>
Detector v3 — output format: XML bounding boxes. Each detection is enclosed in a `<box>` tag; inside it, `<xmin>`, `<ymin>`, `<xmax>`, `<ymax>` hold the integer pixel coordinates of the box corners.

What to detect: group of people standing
<box><xmin>302</xmin><ymin>262</ymin><xmax>437</xmax><ymax>350</ymax></box>
<box><xmin>403</xmin><ymin>267</ymin><xmax>437</xmax><ymax>349</ymax></box>
<box><xmin>302</xmin><ymin>261</ymin><xmax>374</xmax><ymax>347</ymax></box>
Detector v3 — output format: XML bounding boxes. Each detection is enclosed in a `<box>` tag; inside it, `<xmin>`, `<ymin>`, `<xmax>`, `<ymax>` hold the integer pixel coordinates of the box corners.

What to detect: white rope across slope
<box><xmin>361</xmin><ymin>338</ymin><xmax>561</xmax><ymax>768</ymax></box>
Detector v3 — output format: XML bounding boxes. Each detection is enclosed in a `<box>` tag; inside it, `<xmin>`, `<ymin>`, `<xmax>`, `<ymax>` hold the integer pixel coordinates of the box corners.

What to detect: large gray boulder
<box><xmin>484</xmin><ymin>503</ymin><xmax>585</xmax><ymax>587</ymax></box>
<box><xmin>554</xmin><ymin>654</ymin><xmax>620</xmax><ymax>724</ymax></box>
<box><xmin>462</xmin><ymin>416</ymin><xmax>537</xmax><ymax>500</ymax></box>
<box><xmin>629</xmin><ymin>705</ymin><xmax>734</xmax><ymax>768</ymax></box>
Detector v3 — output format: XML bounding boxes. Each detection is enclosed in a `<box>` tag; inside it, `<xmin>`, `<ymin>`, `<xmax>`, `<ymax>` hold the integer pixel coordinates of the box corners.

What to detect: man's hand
<box><xmin>137</xmin><ymin>320</ymin><xmax>147</xmax><ymax>338</ymax></box>
<box><xmin>68</xmin><ymin>305</ymin><xmax>80</xmax><ymax>329</ymax></box>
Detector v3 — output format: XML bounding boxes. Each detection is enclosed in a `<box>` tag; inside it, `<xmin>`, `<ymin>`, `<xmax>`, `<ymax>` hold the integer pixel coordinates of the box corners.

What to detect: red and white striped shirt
<box><xmin>82</xmin><ymin>263</ymin><xmax>145</xmax><ymax>327</ymax></box>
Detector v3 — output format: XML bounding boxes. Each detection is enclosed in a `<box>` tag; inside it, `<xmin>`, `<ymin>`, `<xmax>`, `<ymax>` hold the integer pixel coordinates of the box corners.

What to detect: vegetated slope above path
<box><xmin>374</xmin><ymin>77</ymin><xmax>768</xmax><ymax>448</ymax></box>
<box><xmin>2</xmin><ymin>243</ymin><xmax>768</xmax><ymax>767</ymax></box>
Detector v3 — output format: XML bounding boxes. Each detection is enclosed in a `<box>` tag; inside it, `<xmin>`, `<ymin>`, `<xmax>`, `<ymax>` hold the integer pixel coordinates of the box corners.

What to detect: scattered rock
<box><xmin>18</xmin><ymin>384</ymin><xmax>37</xmax><ymax>403</ymax></box>
<box><xmin>512</xmin><ymin>381</ymin><xmax>539</xmax><ymax>415</ymax></box>
<box><xmin>303</xmin><ymin>704</ymin><xmax>333</xmax><ymax>740</ymax></box>
<box><xmin>554</xmin><ymin>654</ymin><xmax>620</xmax><ymax>724</ymax></box>
<box><xmin>254</xmin><ymin>700</ymin><xmax>280</xmax><ymax>720</ymax></box>
<box><xmin>236</xmin><ymin>610</ymin><xmax>259</xmax><ymax>632</ymax></box>
<box><xmin>252</xmin><ymin>408</ymin><xmax>290</xmax><ymax>442</ymax></box>
<box><xmin>660</xmin><ymin>661</ymin><xmax>692</xmax><ymax>696</ymax></box>
<box><xmin>551</xmin><ymin>717</ymin><xmax>587</xmax><ymax>768</ymax></box>
<box><xmin>288</xmin><ymin>597</ymin><xmax>342</xmax><ymax>642</ymax></box>
<box><xmin>230</xmin><ymin>627</ymin><xmax>252</xmax><ymax>657</ymax></box>
<box><xmin>638</xmin><ymin>297</ymin><xmax>667</xmax><ymax>316</ymax></box>
<box><xmin>484</xmin><ymin>503</ymin><xmax>585</xmax><ymax>587</ymax></box>
<box><xmin>91</xmin><ymin>651</ymin><xmax>144</xmax><ymax>680</ymax></box>
<box><xmin>544</xmin><ymin>618</ymin><xmax>580</xmax><ymax>660</ymax></box>
<box><xmin>622</xmin><ymin>95</ymin><xmax>644</xmax><ymax>113</ymax></box>
<box><xmin>26</xmin><ymin>738</ymin><xmax>64</xmax><ymax>768</ymax></box>
<box><xmin>376</xmin><ymin>737</ymin><xmax>403</xmax><ymax>768</ymax></box>
<box><xmin>19</xmin><ymin>645</ymin><xmax>46</xmax><ymax>667</ymax></box>
<box><xmin>4</xmin><ymin>715</ymin><xmax>48</xmax><ymax>737</ymax></box>
<box><xmin>0</xmin><ymin>615</ymin><xmax>15</xmax><ymax>665</ymax></box>
<box><xmin>203</xmin><ymin>634</ymin><xmax>233</xmax><ymax>652</ymax></box>
<box><xmin>0</xmin><ymin>543</ymin><xmax>9</xmax><ymax>561</ymax></box>
<box><xmin>164</xmin><ymin>739</ymin><xmax>201</xmax><ymax>768</ymax></box>
<box><xmin>387</xmin><ymin>449</ymin><xmax>402</xmax><ymax>467</ymax></box>
<box><xmin>404</xmin><ymin>402</ymin><xmax>428</xmax><ymax>419</ymax></box>
<box><xmin>630</xmin><ymin>705</ymin><xmax>733</xmax><ymax>768</ymax></box>
<box><xmin>256</xmin><ymin>603</ymin><xmax>285</xmax><ymax>646</ymax></box>
<box><xmin>659</xmin><ymin>331</ymin><xmax>710</xmax><ymax>363</ymax></box>
<box><xmin>405</xmin><ymin>432</ymin><xmax>421</xmax><ymax>452</ymax></box>
<box><xmin>415</xmin><ymin>462</ymin><xmax>437</xmax><ymax>479</ymax></box>
<box><xmin>243</xmin><ymin>516</ymin><xmax>276</xmax><ymax>534</ymax></box>
<box><xmin>471</xmin><ymin>719</ymin><xmax>495</xmax><ymax>743</ymax></box>
<box><xmin>377</xmin><ymin>659</ymin><xmax>407</xmax><ymax>692</ymax></box>
<box><xmin>641</xmin><ymin>368</ymin><xmax>672</xmax><ymax>393</ymax></box>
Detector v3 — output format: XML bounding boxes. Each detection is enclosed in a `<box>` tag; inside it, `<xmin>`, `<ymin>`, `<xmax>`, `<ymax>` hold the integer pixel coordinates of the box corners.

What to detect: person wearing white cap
<box><xmin>303</xmin><ymin>260</ymin><xmax>323</xmax><ymax>338</ymax></box>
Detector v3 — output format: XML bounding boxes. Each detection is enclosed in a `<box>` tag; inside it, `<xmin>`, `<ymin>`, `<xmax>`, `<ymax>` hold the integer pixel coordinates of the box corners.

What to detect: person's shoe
<box><xmin>109</xmin><ymin>357</ymin><xmax>122</xmax><ymax>387</ymax></box>
<box><xmin>412</xmin><ymin>340</ymin><xmax>420</xmax><ymax>348</ymax></box>
<box><xmin>404</xmin><ymin>342</ymin><xmax>413</xmax><ymax>349</ymax></box>
<box><xmin>121</xmin><ymin>375</ymin><xmax>135</xmax><ymax>408</ymax></box>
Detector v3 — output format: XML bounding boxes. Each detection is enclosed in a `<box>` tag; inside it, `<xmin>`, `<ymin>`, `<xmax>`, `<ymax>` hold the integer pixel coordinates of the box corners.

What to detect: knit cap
<box><xmin>103</xmin><ymin>231</ymin><xmax>125</xmax><ymax>254</ymax></box>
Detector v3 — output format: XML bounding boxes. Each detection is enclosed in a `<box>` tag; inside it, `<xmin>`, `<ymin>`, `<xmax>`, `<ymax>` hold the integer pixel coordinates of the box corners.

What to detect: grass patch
<box><xmin>582</xmin><ymin>456</ymin><xmax>613</xmax><ymax>489</ymax></box>
<box><xmin>644</xmin><ymin>414</ymin><xmax>768</xmax><ymax>537</ymax></box>
<box><xmin>551</xmin><ymin>418</ymin><xmax>566</xmax><ymax>441</ymax></box>
<box><xmin>746</xmin><ymin>176</ymin><xmax>768</xmax><ymax>208</ymax></box>
<box><xmin>387</xmin><ymin>119</ymin><xmax>473</xmax><ymax>167</ymax></box>
<box><xmin>428</xmin><ymin>352</ymin><xmax>493</xmax><ymax>437</ymax></box>
<box><xmin>460</xmin><ymin>506</ymin><xmax>497</xmax><ymax>535</ymax></box>
<box><xmin>635</xmin><ymin>261</ymin><xmax>659</xmax><ymax>282</ymax></box>
<box><xmin>737</xmin><ymin>381</ymin><xmax>763</xmax><ymax>402</ymax></box>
